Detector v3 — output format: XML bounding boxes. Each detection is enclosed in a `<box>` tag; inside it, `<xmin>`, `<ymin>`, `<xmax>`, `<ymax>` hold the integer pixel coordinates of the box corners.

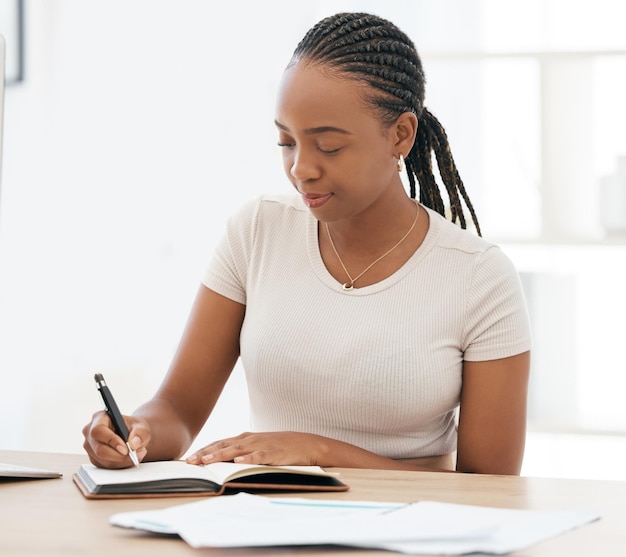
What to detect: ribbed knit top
<box><xmin>202</xmin><ymin>194</ymin><xmax>531</xmax><ymax>459</ymax></box>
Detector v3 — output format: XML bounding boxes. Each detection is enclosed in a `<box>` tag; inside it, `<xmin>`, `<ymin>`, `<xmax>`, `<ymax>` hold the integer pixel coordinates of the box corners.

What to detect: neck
<box><xmin>325</xmin><ymin>196</ymin><xmax>419</xmax><ymax>252</ymax></box>
<box><xmin>324</xmin><ymin>199</ymin><xmax>421</xmax><ymax>291</ymax></box>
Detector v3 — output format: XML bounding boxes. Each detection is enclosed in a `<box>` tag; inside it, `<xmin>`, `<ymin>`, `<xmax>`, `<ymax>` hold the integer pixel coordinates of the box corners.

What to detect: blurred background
<box><xmin>1</xmin><ymin>0</ymin><xmax>625</xmax><ymax>480</ymax></box>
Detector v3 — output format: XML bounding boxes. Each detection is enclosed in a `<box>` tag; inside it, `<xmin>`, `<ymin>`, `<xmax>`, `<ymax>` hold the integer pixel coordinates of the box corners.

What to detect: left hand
<box><xmin>185</xmin><ymin>431</ymin><xmax>329</xmax><ymax>466</ymax></box>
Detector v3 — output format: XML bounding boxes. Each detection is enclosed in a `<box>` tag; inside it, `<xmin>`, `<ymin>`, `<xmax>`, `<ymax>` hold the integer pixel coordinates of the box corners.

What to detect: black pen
<box><xmin>94</xmin><ymin>373</ymin><xmax>139</xmax><ymax>467</ymax></box>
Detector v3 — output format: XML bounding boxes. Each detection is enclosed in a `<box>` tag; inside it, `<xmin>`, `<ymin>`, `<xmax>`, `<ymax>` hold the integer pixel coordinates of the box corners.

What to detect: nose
<box><xmin>289</xmin><ymin>148</ymin><xmax>321</xmax><ymax>182</ymax></box>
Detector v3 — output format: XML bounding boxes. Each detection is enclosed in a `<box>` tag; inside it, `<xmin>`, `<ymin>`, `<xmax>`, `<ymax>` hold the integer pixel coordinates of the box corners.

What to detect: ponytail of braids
<box><xmin>291</xmin><ymin>12</ymin><xmax>481</xmax><ymax>235</ymax></box>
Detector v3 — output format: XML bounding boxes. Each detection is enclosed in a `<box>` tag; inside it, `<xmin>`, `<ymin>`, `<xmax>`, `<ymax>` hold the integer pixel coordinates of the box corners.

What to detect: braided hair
<box><xmin>290</xmin><ymin>12</ymin><xmax>481</xmax><ymax>235</ymax></box>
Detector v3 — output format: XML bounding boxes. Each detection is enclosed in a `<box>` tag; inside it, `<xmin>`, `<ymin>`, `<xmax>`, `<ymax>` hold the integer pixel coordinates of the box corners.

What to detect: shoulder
<box><xmin>234</xmin><ymin>193</ymin><xmax>307</xmax><ymax>219</ymax></box>
<box><xmin>226</xmin><ymin>194</ymin><xmax>307</xmax><ymax>232</ymax></box>
<box><xmin>423</xmin><ymin>206</ymin><xmax>521</xmax><ymax>288</ymax></box>
<box><xmin>425</xmin><ymin>206</ymin><xmax>494</xmax><ymax>256</ymax></box>
<box><xmin>421</xmin><ymin>211</ymin><xmax>532</xmax><ymax>359</ymax></box>
<box><xmin>221</xmin><ymin>193</ymin><xmax>310</xmax><ymax>256</ymax></box>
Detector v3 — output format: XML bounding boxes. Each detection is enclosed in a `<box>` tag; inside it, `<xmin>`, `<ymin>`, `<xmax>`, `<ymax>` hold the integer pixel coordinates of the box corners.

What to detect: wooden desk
<box><xmin>0</xmin><ymin>450</ymin><xmax>623</xmax><ymax>556</ymax></box>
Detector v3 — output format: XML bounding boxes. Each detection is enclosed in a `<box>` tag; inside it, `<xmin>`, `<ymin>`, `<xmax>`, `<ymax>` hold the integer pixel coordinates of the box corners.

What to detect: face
<box><xmin>274</xmin><ymin>61</ymin><xmax>401</xmax><ymax>221</ymax></box>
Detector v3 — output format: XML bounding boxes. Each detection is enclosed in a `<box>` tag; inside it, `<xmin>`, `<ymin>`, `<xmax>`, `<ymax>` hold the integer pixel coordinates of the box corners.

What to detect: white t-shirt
<box><xmin>203</xmin><ymin>194</ymin><xmax>531</xmax><ymax>459</ymax></box>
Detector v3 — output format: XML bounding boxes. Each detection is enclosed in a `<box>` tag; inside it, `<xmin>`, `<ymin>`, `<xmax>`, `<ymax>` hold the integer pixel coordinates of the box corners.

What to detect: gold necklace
<box><xmin>325</xmin><ymin>200</ymin><xmax>420</xmax><ymax>291</ymax></box>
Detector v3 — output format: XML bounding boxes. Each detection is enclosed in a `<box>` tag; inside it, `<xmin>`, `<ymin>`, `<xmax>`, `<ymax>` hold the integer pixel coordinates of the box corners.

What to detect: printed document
<box><xmin>110</xmin><ymin>492</ymin><xmax>599</xmax><ymax>554</ymax></box>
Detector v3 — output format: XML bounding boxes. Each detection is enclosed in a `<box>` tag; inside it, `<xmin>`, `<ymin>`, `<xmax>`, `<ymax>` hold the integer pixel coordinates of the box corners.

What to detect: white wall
<box><xmin>0</xmin><ymin>0</ymin><xmax>421</xmax><ymax>455</ymax></box>
<box><xmin>0</xmin><ymin>0</ymin><xmax>294</xmax><ymax>453</ymax></box>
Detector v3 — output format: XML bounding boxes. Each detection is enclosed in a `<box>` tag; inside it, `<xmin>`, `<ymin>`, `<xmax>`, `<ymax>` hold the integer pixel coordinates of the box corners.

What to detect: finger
<box><xmin>188</xmin><ymin>442</ymin><xmax>247</xmax><ymax>464</ymax></box>
<box><xmin>233</xmin><ymin>449</ymin><xmax>272</xmax><ymax>465</ymax></box>
<box><xmin>82</xmin><ymin>433</ymin><xmax>135</xmax><ymax>469</ymax></box>
<box><xmin>185</xmin><ymin>436</ymin><xmax>240</xmax><ymax>463</ymax></box>
<box><xmin>88</xmin><ymin>412</ymin><xmax>134</xmax><ymax>461</ymax></box>
<box><xmin>185</xmin><ymin>431</ymin><xmax>262</xmax><ymax>464</ymax></box>
<box><xmin>126</xmin><ymin>420</ymin><xmax>150</xmax><ymax>452</ymax></box>
<box><xmin>135</xmin><ymin>447</ymin><xmax>148</xmax><ymax>463</ymax></box>
<box><xmin>93</xmin><ymin>420</ymin><xmax>128</xmax><ymax>454</ymax></box>
<box><xmin>83</xmin><ymin>411</ymin><xmax>141</xmax><ymax>469</ymax></box>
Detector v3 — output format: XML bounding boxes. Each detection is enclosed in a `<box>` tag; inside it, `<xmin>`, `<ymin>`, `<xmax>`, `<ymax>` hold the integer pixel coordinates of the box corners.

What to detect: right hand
<box><xmin>82</xmin><ymin>410</ymin><xmax>150</xmax><ymax>469</ymax></box>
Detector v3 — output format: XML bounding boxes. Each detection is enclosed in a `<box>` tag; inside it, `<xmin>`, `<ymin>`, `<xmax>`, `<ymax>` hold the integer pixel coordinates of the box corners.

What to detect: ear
<box><xmin>391</xmin><ymin>111</ymin><xmax>418</xmax><ymax>157</ymax></box>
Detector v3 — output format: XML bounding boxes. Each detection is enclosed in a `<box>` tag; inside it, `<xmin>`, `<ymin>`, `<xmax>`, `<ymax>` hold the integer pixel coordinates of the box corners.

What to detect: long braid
<box><xmin>290</xmin><ymin>12</ymin><xmax>481</xmax><ymax>235</ymax></box>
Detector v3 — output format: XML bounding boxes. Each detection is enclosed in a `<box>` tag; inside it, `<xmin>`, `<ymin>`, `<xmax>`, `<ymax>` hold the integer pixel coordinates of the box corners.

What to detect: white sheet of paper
<box><xmin>351</xmin><ymin>501</ymin><xmax>601</xmax><ymax>555</ymax></box>
<box><xmin>111</xmin><ymin>493</ymin><xmax>496</xmax><ymax>548</ymax></box>
<box><xmin>110</xmin><ymin>494</ymin><xmax>403</xmax><ymax>536</ymax></box>
<box><xmin>109</xmin><ymin>493</ymin><xmax>600</xmax><ymax>553</ymax></box>
<box><xmin>178</xmin><ymin>497</ymin><xmax>497</xmax><ymax>548</ymax></box>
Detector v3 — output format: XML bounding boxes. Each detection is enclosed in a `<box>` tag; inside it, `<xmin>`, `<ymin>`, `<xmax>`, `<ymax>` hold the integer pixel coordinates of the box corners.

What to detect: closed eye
<box><xmin>318</xmin><ymin>146</ymin><xmax>342</xmax><ymax>154</ymax></box>
<box><xmin>277</xmin><ymin>142</ymin><xmax>343</xmax><ymax>154</ymax></box>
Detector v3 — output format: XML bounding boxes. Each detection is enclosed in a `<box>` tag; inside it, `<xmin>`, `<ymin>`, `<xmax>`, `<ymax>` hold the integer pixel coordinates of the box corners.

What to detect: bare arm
<box><xmin>134</xmin><ymin>285</ymin><xmax>245</xmax><ymax>461</ymax></box>
<box><xmin>186</xmin><ymin>430</ymin><xmax>453</xmax><ymax>472</ymax></box>
<box><xmin>456</xmin><ymin>351</ymin><xmax>531</xmax><ymax>475</ymax></box>
<box><xmin>82</xmin><ymin>285</ymin><xmax>245</xmax><ymax>467</ymax></box>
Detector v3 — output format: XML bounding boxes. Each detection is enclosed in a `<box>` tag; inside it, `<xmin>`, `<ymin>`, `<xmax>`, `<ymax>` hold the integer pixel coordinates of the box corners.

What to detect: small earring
<box><xmin>397</xmin><ymin>154</ymin><xmax>405</xmax><ymax>173</ymax></box>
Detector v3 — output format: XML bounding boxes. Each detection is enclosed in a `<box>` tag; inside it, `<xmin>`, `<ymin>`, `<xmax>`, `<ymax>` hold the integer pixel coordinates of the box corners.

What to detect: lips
<box><xmin>302</xmin><ymin>193</ymin><xmax>333</xmax><ymax>209</ymax></box>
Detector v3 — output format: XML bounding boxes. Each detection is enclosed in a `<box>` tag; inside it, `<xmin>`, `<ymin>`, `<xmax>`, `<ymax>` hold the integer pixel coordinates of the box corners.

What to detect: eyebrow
<box><xmin>274</xmin><ymin>120</ymin><xmax>352</xmax><ymax>136</ymax></box>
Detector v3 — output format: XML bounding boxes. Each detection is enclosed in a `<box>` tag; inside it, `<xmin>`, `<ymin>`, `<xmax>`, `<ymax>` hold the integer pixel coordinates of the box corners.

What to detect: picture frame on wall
<box><xmin>0</xmin><ymin>0</ymin><xmax>24</xmax><ymax>84</ymax></box>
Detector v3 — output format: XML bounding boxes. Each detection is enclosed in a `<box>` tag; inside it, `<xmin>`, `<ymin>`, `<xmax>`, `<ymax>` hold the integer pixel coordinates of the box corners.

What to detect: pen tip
<box><xmin>94</xmin><ymin>373</ymin><xmax>103</xmax><ymax>382</ymax></box>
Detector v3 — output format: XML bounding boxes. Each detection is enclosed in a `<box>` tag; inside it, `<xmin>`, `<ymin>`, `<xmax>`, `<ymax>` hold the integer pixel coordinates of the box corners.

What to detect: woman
<box><xmin>83</xmin><ymin>12</ymin><xmax>531</xmax><ymax>475</ymax></box>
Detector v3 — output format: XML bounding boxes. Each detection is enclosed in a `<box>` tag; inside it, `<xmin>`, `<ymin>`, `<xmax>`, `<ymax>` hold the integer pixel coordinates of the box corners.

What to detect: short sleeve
<box><xmin>462</xmin><ymin>246</ymin><xmax>532</xmax><ymax>361</ymax></box>
<box><xmin>201</xmin><ymin>197</ymin><xmax>260</xmax><ymax>305</ymax></box>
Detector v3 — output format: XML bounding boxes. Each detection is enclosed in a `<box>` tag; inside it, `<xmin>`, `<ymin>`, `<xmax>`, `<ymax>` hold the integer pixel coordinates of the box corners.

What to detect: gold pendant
<box><xmin>342</xmin><ymin>283</ymin><xmax>354</xmax><ymax>291</ymax></box>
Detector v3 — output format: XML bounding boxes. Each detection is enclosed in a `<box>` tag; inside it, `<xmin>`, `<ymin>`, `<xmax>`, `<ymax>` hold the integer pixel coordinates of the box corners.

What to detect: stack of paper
<box><xmin>110</xmin><ymin>492</ymin><xmax>599</xmax><ymax>554</ymax></box>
